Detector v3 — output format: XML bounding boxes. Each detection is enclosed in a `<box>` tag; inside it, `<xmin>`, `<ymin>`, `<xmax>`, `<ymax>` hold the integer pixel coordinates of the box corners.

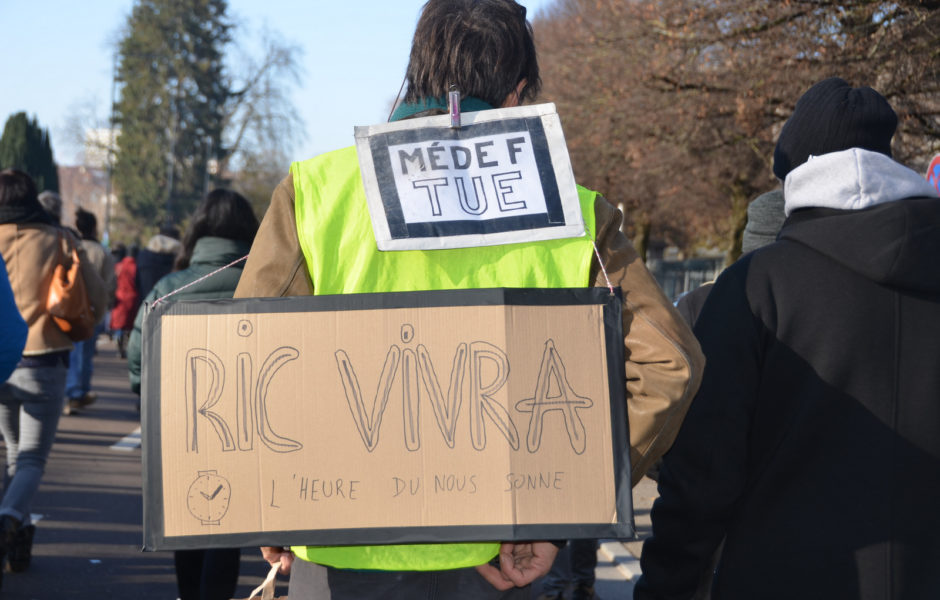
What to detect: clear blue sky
<box><xmin>0</xmin><ymin>0</ymin><xmax>555</xmax><ymax>166</ymax></box>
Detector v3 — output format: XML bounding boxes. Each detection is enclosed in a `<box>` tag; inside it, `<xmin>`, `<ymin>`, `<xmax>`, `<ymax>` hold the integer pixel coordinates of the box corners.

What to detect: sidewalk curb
<box><xmin>599</xmin><ymin>540</ymin><xmax>642</xmax><ymax>583</ymax></box>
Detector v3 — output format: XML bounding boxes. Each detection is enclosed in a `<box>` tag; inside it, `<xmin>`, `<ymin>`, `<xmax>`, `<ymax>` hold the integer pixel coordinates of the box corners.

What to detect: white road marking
<box><xmin>110</xmin><ymin>427</ymin><xmax>141</xmax><ymax>451</ymax></box>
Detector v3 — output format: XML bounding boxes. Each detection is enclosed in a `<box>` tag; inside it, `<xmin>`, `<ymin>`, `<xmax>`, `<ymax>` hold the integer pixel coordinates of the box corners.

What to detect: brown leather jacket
<box><xmin>0</xmin><ymin>223</ymin><xmax>109</xmax><ymax>355</ymax></box>
<box><xmin>235</xmin><ymin>173</ymin><xmax>704</xmax><ymax>485</ymax></box>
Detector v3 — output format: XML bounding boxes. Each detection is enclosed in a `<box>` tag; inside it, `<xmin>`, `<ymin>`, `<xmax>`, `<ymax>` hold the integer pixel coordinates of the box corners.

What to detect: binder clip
<box><xmin>448</xmin><ymin>86</ymin><xmax>461</xmax><ymax>129</ymax></box>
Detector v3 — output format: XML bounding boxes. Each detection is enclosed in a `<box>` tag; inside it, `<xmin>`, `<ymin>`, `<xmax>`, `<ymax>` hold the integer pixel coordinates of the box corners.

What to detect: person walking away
<box><xmin>0</xmin><ymin>169</ymin><xmax>107</xmax><ymax>588</ymax></box>
<box><xmin>63</xmin><ymin>208</ymin><xmax>115</xmax><ymax>414</ymax></box>
<box><xmin>110</xmin><ymin>245</ymin><xmax>139</xmax><ymax>359</ymax></box>
<box><xmin>128</xmin><ymin>189</ymin><xmax>259</xmax><ymax>600</ymax></box>
<box><xmin>235</xmin><ymin>1</ymin><xmax>705</xmax><ymax>597</ymax></box>
<box><xmin>36</xmin><ymin>191</ymin><xmax>62</xmax><ymax>227</ymax></box>
<box><xmin>635</xmin><ymin>78</ymin><xmax>940</xmax><ymax>599</ymax></box>
<box><xmin>136</xmin><ymin>225</ymin><xmax>181</xmax><ymax>299</ymax></box>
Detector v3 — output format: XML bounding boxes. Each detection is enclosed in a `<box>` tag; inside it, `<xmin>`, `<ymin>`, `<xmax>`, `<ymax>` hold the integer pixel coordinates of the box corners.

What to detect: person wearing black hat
<box><xmin>635</xmin><ymin>78</ymin><xmax>940</xmax><ymax>599</ymax></box>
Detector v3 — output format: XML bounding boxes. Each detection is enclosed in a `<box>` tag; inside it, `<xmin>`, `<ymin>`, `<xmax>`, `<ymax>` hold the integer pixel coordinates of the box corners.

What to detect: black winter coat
<box><xmin>636</xmin><ymin>150</ymin><xmax>940</xmax><ymax>600</ymax></box>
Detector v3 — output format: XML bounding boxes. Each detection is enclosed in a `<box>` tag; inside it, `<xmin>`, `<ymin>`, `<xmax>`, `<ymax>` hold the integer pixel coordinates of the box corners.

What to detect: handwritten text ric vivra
<box><xmin>183</xmin><ymin>329</ymin><xmax>594</xmax><ymax>457</ymax></box>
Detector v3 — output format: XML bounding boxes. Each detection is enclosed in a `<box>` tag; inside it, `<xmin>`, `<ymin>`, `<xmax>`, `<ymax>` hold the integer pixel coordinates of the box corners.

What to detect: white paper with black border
<box><xmin>355</xmin><ymin>103</ymin><xmax>585</xmax><ymax>251</ymax></box>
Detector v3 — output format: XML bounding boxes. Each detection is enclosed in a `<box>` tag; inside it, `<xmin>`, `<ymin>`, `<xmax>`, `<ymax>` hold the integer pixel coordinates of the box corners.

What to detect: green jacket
<box><xmin>127</xmin><ymin>236</ymin><xmax>250</xmax><ymax>394</ymax></box>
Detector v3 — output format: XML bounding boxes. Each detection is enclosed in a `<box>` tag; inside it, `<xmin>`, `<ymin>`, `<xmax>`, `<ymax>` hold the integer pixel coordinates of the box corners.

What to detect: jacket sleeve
<box><xmin>0</xmin><ymin>254</ymin><xmax>26</xmax><ymax>382</ymax></box>
<box><xmin>634</xmin><ymin>259</ymin><xmax>759</xmax><ymax>599</ymax></box>
<box><xmin>234</xmin><ymin>174</ymin><xmax>313</xmax><ymax>299</ymax></box>
<box><xmin>127</xmin><ymin>285</ymin><xmax>159</xmax><ymax>396</ymax></box>
<box><xmin>591</xmin><ymin>197</ymin><xmax>705</xmax><ymax>486</ymax></box>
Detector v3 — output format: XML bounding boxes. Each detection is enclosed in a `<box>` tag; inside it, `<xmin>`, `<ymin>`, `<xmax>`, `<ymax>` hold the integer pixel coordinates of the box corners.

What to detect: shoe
<box><xmin>572</xmin><ymin>585</ymin><xmax>596</xmax><ymax>600</ymax></box>
<box><xmin>0</xmin><ymin>516</ymin><xmax>21</xmax><ymax>576</ymax></box>
<box><xmin>63</xmin><ymin>392</ymin><xmax>97</xmax><ymax>415</ymax></box>
<box><xmin>7</xmin><ymin>523</ymin><xmax>34</xmax><ymax>572</ymax></box>
<box><xmin>79</xmin><ymin>392</ymin><xmax>97</xmax><ymax>407</ymax></box>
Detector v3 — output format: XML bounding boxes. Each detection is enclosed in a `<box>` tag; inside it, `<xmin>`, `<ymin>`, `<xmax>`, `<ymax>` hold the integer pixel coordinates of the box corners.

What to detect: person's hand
<box><xmin>476</xmin><ymin>555</ymin><xmax>516</xmax><ymax>591</ymax></box>
<box><xmin>497</xmin><ymin>541</ymin><xmax>559</xmax><ymax>587</ymax></box>
<box><xmin>476</xmin><ymin>541</ymin><xmax>560</xmax><ymax>589</ymax></box>
<box><xmin>261</xmin><ymin>546</ymin><xmax>294</xmax><ymax>575</ymax></box>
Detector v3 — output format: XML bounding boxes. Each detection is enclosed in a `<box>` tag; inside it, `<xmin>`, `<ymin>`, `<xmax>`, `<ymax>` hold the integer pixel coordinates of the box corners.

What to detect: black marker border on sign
<box><xmin>141</xmin><ymin>288</ymin><xmax>634</xmax><ymax>551</ymax></box>
<box><xmin>369</xmin><ymin>117</ymin><xmax>566</xmax><ymax>239</ymax></box>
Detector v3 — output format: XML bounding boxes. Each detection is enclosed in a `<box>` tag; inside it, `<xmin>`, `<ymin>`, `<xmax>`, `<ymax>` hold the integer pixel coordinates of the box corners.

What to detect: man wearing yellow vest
<box><xmin>234</xmin><ymin>0</ymin><xmax>704</xmax><ymax>597</ymax></box>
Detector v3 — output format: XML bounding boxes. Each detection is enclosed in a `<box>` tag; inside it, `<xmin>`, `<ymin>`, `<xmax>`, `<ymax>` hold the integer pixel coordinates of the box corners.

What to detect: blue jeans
<box><xmin>540</xmin><ymin>539</ymin><xmax>599</xmax><ymax>593</ymax></box>
<box><xmin>65</xmin><ymin>324</ymin><xmax>102</xmax><ymax>399</ymax></box>
<box><xmin>0</xmin><ymin>364</ymin><xmax>67</xmax><ymax>523</ymax></box>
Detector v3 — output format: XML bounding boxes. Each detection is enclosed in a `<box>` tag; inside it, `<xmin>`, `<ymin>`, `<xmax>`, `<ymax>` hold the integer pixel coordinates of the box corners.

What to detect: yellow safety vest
<box><xmin>291</xmin><ymin>145</ymin><xmax>598</xmax><ymax>571</ymax></box>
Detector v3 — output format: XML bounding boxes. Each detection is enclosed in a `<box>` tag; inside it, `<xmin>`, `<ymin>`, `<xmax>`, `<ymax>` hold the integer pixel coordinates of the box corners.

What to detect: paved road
<box><xmin>1</xmin><ymin>336</ymin><xmax>654</xmax><ymax>598</ymax></box>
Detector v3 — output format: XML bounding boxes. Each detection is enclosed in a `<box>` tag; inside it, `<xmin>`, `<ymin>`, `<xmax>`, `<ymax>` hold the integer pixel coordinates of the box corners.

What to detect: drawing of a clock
<box><xmin>186</xmin><ymin>470</ymin><xmax>232</xmax><ymax>525</ymax></box>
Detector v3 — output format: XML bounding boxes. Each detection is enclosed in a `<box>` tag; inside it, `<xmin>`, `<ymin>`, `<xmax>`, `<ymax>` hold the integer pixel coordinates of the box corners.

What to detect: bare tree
<box><xmin>536</xmin><ymin>0</ymin><xmax>940</xmax><ymax>261</ymax></box>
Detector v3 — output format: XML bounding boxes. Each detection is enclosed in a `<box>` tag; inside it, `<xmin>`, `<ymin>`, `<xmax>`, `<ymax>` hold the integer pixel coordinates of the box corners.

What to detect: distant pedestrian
<box><xmin>63</xmin><ymin>208</ymin><xmax>116</xmax><ymax>415</ymax></box>
<box><xmin>128</xmin><ymin>188</ymin><xmax>259</xmax><ymax>600</ymax></box>
<box><xmin>636</xmin><ymin>77</ymin><xmax>940</xmax><ymax>599</ymax></box>
<box><xmin>136</xmin><ymin>225</ymin><xmax>181</xmax><ymax>299</ymax></box>
<box><xmin>0</xmin><ymin>169</ymin><xmax>107</xmax><ymax>588</ymax></box>
<box><xmin>110</xmin><ymin>244</ymin><xmax>139</xmax><ymax>359</ymax></box>
<box><xmin>36</xmin><ymin>191</ymin><xmax>62</xmax><ymax>226</ymax></box>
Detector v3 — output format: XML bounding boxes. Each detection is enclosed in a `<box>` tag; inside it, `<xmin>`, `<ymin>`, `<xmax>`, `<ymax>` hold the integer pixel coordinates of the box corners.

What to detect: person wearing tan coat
<box><xmin>237</xmin><ymin>2</ymin><xmax>703</xmax><ymax>597</ymax></box>
<box><xmin>241</xmin><ymin>164</ymin><xmax>705</xmax><ymax>600</ymax></box>
<box><xmin>0</xmin><ymin>170</ymin><xmax>106</xmax><ymax>587</ymax></box>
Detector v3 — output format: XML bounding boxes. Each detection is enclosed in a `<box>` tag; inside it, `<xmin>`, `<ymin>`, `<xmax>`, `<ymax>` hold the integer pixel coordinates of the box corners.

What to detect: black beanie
<box><xmin>773</xmin><ymin>77</ymin><xmax>897</xmax><ymax>180</ymax></box>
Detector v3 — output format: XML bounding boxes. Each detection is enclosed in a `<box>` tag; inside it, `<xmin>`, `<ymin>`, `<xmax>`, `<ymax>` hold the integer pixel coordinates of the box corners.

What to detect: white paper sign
<box><xmin>355</xmin><ymin>104</ymin><xmax>586</xmax><ymax>251</ymax></box>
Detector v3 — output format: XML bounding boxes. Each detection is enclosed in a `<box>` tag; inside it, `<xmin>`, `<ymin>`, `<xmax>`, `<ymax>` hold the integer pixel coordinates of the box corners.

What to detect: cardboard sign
<box><xmin>928</xmin><ymin>154</ymin><xmax>940</xmax><ymax>195</ymax></box>
<box><xmin>142</xmin><ymin>288</ymin><xmax>633</xmax><ymax>551</ymax></box>
<box><xmin>355</xmin><ymin>104</ymin><xmax>586</xmax><ymax>250</ymax></box>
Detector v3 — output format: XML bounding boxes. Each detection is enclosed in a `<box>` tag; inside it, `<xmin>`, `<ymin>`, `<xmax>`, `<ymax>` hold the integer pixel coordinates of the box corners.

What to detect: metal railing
<box><xmin>647</xmin><ymin>257</ymin><xmax>725</xmax><ymax>301</ymax></box>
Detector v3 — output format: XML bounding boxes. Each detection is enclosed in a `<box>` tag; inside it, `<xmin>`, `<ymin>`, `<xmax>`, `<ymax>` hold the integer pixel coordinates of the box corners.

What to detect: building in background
<box><xmin>56</xmin><ymin>128</ymin><xmax>119</xmax><ymax>243</ymax></box>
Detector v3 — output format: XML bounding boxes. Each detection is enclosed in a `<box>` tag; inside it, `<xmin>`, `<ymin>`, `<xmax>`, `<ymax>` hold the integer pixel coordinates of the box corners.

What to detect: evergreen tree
<box><xmin>0</xmin><ymin>112</ymin><xmax>60</xmax><ymax>192</ymax></box>
<box><xmin>113</xmin><ymin>0</ymin><xmax>230</xmax><ymax>227</ymax></box>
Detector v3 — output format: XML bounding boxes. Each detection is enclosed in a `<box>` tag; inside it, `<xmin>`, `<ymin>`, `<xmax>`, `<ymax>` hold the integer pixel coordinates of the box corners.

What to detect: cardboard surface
<box><xmin>142</xmin><ymin>288</ymin><xmax>632</xmax><ymax>550</ymax></box>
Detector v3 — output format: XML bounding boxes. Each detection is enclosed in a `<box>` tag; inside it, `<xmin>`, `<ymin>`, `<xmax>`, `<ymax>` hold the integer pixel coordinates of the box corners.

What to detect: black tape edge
<box><xmin>141</xmin><ymin>286</ymin><xmax>635</xmax><ymax>550</ymax></box>
<box><xmin>149</xmin><ymin>522</ymin><xmax>634</xmax><ymax>552</ymax></box>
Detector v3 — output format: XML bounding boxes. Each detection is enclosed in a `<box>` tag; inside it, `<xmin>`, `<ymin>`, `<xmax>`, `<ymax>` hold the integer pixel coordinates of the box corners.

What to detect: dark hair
<box><xmin>403</xmin><ymin>0</ymin><xmax>541</xmax><ymax>108</ymax></box>
<box><xmin>112</xmin><ymin>243</ymin><xmax>127</xmax><ymax>261</ymax></box>
<box><xmin>0</xmin><ymin>169</ymin><xmax>39</xmax><ymax>209</ymax></box>
<box><xmin>175</xmin><ymin>188</ymin><xmax>259</xmax><ymax>270</ymax></box>
<box><xmin>75</xmin><ymin>207</ymin><xmax>98</xmax><ymax>241</ymax></box>
<box><xmin>159</xmin><ymin>224</ymin><xmax>180</xmax><ymax>240</ymax></box>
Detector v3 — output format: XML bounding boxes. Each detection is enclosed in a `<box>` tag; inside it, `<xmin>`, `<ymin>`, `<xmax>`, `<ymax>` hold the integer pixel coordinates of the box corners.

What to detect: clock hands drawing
<box><xmin>201</xmin><ymin>484</ymin><xmax>224</xmax><ymax>500</ymax></box>
<box><xmin>187</xmin><ymin>470</ymin><xmax>232</xmax><ymax>525</ymax></box>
